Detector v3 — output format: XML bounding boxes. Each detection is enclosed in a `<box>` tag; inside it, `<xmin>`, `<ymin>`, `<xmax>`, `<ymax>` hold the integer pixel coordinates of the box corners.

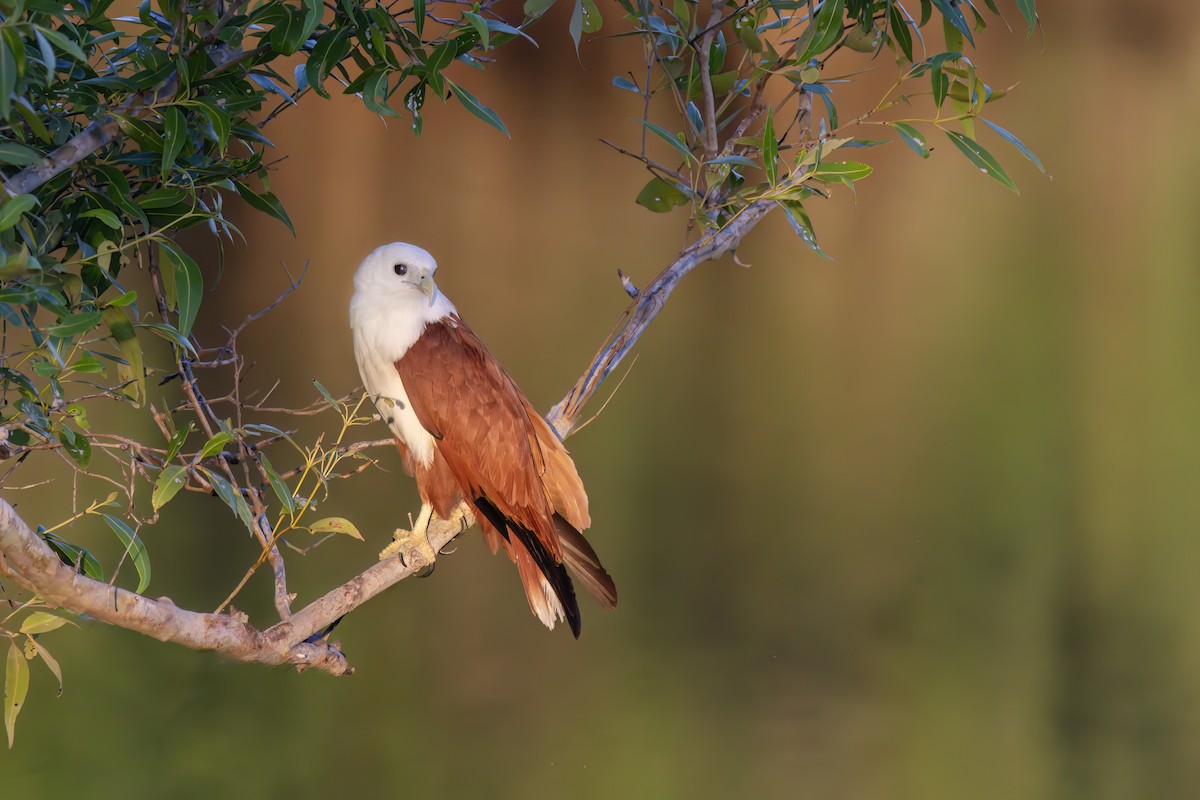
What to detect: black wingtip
<box><xmin>473</xmin><ymin>497</ymin><xmax>583</xmax><ymax>637</ymax></box>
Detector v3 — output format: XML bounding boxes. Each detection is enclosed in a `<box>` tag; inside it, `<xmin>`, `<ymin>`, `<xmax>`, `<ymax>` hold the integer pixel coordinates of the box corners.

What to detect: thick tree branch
<box><xmin>0</xmin><ymin>495</ymin><xmax>471</xmax><ymax>675</ymax></box>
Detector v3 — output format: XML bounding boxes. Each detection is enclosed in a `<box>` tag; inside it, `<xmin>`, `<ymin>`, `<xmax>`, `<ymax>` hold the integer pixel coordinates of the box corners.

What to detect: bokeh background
<box><xmin>7</xmin><ymin>2</ymin><xmax>1200</xmax><ymax>798</ymax></box>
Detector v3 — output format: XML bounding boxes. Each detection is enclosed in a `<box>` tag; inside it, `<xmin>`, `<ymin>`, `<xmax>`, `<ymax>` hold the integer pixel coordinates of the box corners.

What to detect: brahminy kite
<box><xmin>350</xmin><ymin>242</ymin><xmax>617</xmax><ymax>636</ymax></box>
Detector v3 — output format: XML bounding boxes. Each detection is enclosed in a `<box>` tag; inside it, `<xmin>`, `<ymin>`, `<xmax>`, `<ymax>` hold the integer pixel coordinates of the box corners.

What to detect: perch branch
<box><xmin>0</xmin><ymin>198</ymin><xmax>776</xmax><ymax>674</ymax></box>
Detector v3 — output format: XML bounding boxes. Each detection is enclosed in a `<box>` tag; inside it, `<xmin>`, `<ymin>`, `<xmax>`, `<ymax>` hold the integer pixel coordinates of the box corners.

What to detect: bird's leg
<box><xmin>379</xmin><ymin>502</ymin><xmax>438</xmax><ymax>576</ymax></box>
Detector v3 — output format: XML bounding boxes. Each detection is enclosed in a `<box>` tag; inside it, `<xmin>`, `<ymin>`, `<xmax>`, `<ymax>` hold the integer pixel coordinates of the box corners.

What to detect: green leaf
<box><xmin>0</xmin><ymin>195</ymin><xmax>37</xmax><ymax>233</ymax></box>
<box><xmin>1015</xmin><ymin>0</ymin><xmax>1037</xmax><ymax>33</ymax></box>
<box><xmin>152</xmin><ymin>464</ymin><xmax>188</xmax><ymax>511</ymax></box>
<box><xmin>5</xmin><ymin>641</ymin><xmax>29</xmax><ymax>748</ymax></box>
<box><xmin>0</xmin><ymin>39</ymin><xmax>15</xmax><ymax>120</ymax></box>
<box><xmin>811</xmin><ymin>161</ymin><xmax>873</xmax><ymax>182</ymax></box>
<box><xmin>165</xmin><ymin>423</ymin><xmax>193</xmax><ymax>462</ymax></box>
<box><xmin>945</xmin><ymin>130</ymin><xmax>1018</xmax><ymax>193</ymax></box>
<box><xmin>35</xmin><ymin>25</ymin><xmax>86</xmax><ymax>63</ymax></box>
<box><xmin>308</xmin><ymin>517</ymin><xmax>364</xmax><ymax>540</ymax></box>
<box><xmin>797</xmin><ymin>0</ymin><xmax>845</xmax><ymax>63</ymax></box>
<box><xmin>58</xmin><ymin>426</ymin><xmax>91</xmax><ymax>468</ymax></box>
<box><xmin>463</xmin><ymin>11</ymin><xmax>490</xmax><ymax>50</ymax></box>
<box><xmin>158</xmin><ymin>240</ymin><xmax>203</xmax><ymax>337</ymax></box>
<box><xmin>763</xmin><ymin>106</ymin><xmax>778</xmax><ymax>185</ymax></box>
<box><xmin>612</xmin><ymin>76</ymin><xmax>638</xmax><ymax>93</ymax></box>
<box><xmin>160</xmin><ymin>106</ymin><xmax>186</xmax><ymax>175</ymax></box>
<box><xmin>305</xmin><ymin>29</ymin><xmax>351</xmax><ymax>100</ymax></box>
<box><xmin>41</xmin><ymin>532</ymin><xmax>104</xmax><ymax>581</ymax></box>
<box><xmin>931</xmin><ymin>62</ymin><xmax>949</xmax><ymax>108</ymax></box>
<box><xmin>892</xmin><ymin>122</ymin><xmax>930</xmax><ymax>158</ymax></box>
<box><xmin>980</xmin><ymin>117</ymin><xmax>1046</xmax><ymax>175</ymax></box>
<box><xmin>931</xmin><ymin>0</ymin><xmax>974</xmax><ymax>46</ymax></box>
<box><xmin>446</xmin><ymin>79</ymin><xmax>510</xmax><ymax>138</ymax></box>
<box><xmin>779</xmin><ymin>200</ymin><xmax>831</xmax><ymax>259</ymax></box>
<box><xmin>19</xmin><ymin>611</ymin><xmax>73</xmax><ymax>635</ymax></box>
<box><xmin>137</xmin><ymin>321</ymin><xmax>197</xmax><ymax>357</ymax></box>
<box><xmin>47</xmin><ymin>311</ymin><xmax>103</xmax><ymax>337</ymax></box>
<box><xmin>579</xmin><ymin>0</ymin><xmax>602</xmax><ymax>33</ymax></box>
<box><xmin>199</xmin><ymin>431</ymin><xmax>233</xmax><ymax>458</ymax></box>
<box><xmin>105</xmin><ymin>290</ymin><xmax>137</xmax><ymax>308</ymax></box>
<box><xmin>888</xmin><ymin>3</ymin><xmax>913</xmax><ymax>61</ymax></box>
<box><xmin>100</xmin><ymin>514</ymin><xmax>151</xmax><ymax>594</ymax></box>
<box><xmin>631</xmin><ymin>117</ymin><xmax>694</xmax><ymax>163</ymax></box>
<box><xmin>523</xmin><ymin>0</ymin><xmax>557</xmax><ymax>17</ymax></box>
<box><xmin>233</xmin><ymin>182</ymin><xmax>296</xmax><ymax>234</ymax></box>
<box><xmin>102</xmin><ymin>306</ymin><xmax>144</xmax><ymax>407</ymax></box>
<box><xmin>80</xmin><ymin>209</ymin><xmax>122</xmax><ymax>230</ymax></box>
<box><xmin>413</xmin><ymin>0</ymin><xmax>425</xmax><ymax>36</ymax></box>
<box><xmin>259</xmin><ymin>453</ymin><xmax>295</xmax><ymax>514</ymax></box>
<box><xmin>0</xmin><ymin>142</ymin><xmax>39</xmax><ymax>166</ymax></box>
<box><xmin>313</xmin><ymin>379</ymin><xmax>340</xmax><ymax>409</ymax></box>
<box><xmin>192</xmin><ymin>99</ymin><xmax>230</xmax><ymax>153</ymax></box>
<box><xmin>635</xmin><ymin>177</ymin><xmax>689</xmax><ymax>212</ymax></box>
<box><xmin>201</xmin><ymin>468</ymin><xmax>256</xmax><ymax>534</ymax></box>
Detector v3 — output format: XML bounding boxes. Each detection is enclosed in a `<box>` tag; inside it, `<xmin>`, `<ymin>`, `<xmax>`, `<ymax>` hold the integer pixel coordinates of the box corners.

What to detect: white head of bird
<box><xmin>350</xmin><ymin>242</ymin><xmax>458</xmax><ymax>362</ymax></box>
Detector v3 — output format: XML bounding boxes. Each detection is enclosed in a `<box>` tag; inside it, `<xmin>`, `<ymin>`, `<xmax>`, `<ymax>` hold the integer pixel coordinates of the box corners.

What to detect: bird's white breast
<box><xmin>350</xmin><ymin>288</ymin><xmax>456</xmax><ymax>467</ymax></box>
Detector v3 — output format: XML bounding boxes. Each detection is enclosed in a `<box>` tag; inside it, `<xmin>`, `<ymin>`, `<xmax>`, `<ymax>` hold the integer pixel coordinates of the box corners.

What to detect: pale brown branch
<box><xmin>0</xmin><ymin>495</ymin><xmax>470</xmax><ymax>675</ymax></box>
<box><xmin>548</xmin><ymin>198</ymin><xmax>776</xmax><ymax>438</ymax></box>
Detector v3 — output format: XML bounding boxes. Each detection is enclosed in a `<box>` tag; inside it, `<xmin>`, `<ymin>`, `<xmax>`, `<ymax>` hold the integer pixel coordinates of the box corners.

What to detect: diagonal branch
<box><xmin>548</xmin><ymin>198</ymin><xmax>776</xmax><ymax>438</ymax></box>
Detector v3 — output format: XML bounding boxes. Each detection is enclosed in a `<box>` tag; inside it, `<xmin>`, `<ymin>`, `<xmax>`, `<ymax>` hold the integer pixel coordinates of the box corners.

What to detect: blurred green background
<box><xmin>7</xmin><ymin>2</ymin><xmax>1200</xmax><ymax>798</ymax></box>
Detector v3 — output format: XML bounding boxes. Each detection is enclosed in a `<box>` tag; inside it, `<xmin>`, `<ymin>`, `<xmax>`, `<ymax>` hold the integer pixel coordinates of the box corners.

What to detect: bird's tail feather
<box><xmin>473</xmin><ymin>497</ymin><xmax>582</xmax><ymax>638</ymax></box>
<box><xmin>555</xmin><ymin>514</ymin><xmax>617</xmax><ymax>611</ymax></box>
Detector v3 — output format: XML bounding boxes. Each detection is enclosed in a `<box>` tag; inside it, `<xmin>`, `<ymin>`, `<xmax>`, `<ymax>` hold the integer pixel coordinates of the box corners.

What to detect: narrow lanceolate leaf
<box><xmin>201</xmin><ymin>468</ymin><xmax>256</xmax><ymax>535</ymax></box>
<box><xmin>945</xmin><ymin>130</ymin><xmax>1018</xmax><ymax>193</ymax></box>
<box><xmin>980</xmin><ymin>117</ymin><xmax>1047</xmax><ymax>175</ymax></box>
<box><xmin>446</xmin><ymin>79</ymin><xmax>510</xmax><ymax>138</ymax></box>
<box><xmin>102</xmin><ymin>306</ymin><xmax>144</xmax><ymax>407</ymax></box>
<box><xmin>100</xmin><ymin>514</ymin><xmax>151</xmax><ymax>594</ymax></box>
<box><xmin>152</xmin><ymin>464</ymin><xmax>188</xmax><ymax>511</ymax></box>
<box><xmin>811</xmin><ymin>161</ymin><xmax>873</xmax><ymax>182</ymax></box>
<box><xmin>308</xmin><ymin>517</ymin><xmax>364</xmax><ymax>540</ymax></box>
<box><xmin>0</xmin><ymin>40</ymin><xmax>15</xmax><ymax>120</ymax></box>
<box><xmin>631</xmin><ymin>117</ymin><xmax>694</xmax><ymax>163</ymax></box>
<box><xmin>779</xmin><ymin>200</ymin><xmax>832</xmax><ymax>259</ymax></box>
<box><xmin>47</xmin><ymin>311</ymin><xmax>103</xmax><ymax>337</ymax></box>
<box><xmin>931</xmin><ymin>0</ymin><xmax>974</xmax><ymax>46</ymax></box>
<box><xmin>892</xmin><ymin>122</ymin><xmax>930</xmax><ymax>157</ymax></box>
<box><xmin>762</xmin><ymin>106</ymin><xmax>778</xmax><ymax>185</ymax></box>
<box><xmin>160</xmin><ymin>106</ymin><xmax>186</xmax><ymax>175</ymax></box>
<box><xmin>797</xmin><ymin>0</ymin><xmax>846</xmax><ymax>63</ymax></box>
<box><xmin>199</xmin><ymin>431</ymin><xmax>233</xmax><ymax>459</ymax></box>
<box><xmin>158</xmin><ymin>240</ymin><xmax>202</xmax><ymax>337</ymax></box>
<box><xmin>5</xmin><ymin>642</ymin><xmax>29</xmax><ymax>747</ymax></box>
<box><xmin>19</xmin><ymin>612</ymin><xmax>73</xmax><ymax>635</ymax></box>
<box><xmin>259</xmin><ymin>453</ymin><xmax>296</xmax><ymax>514</ymax></box>
<box><xmin>1015</xmin><ymin>0</ymin><xmax>1037</xmax><ymax>34</ymax></box>
<box><xmin>413</xmin><ymin>0</ymin><xmax>425</xmax><ymax>37</ymax></box>
<box><xmin>568</xmin><ymin>0</ymin><xmax>585</xmax><ymax>55</ymax></box>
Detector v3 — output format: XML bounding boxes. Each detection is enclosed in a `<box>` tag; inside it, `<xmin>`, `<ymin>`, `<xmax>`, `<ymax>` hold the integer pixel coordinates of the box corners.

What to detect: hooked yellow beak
<box><xmin>417</xmin><ymin>275</ymin><xmax>436</xmax><ymax>298</ymax></box>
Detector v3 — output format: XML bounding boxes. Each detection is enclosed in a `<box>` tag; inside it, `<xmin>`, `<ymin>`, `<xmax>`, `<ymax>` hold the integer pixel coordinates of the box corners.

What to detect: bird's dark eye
<box><xmin>394</xmin><ymin>263</ymin><xmax>408</xmax><ymax>276</ymax></box>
